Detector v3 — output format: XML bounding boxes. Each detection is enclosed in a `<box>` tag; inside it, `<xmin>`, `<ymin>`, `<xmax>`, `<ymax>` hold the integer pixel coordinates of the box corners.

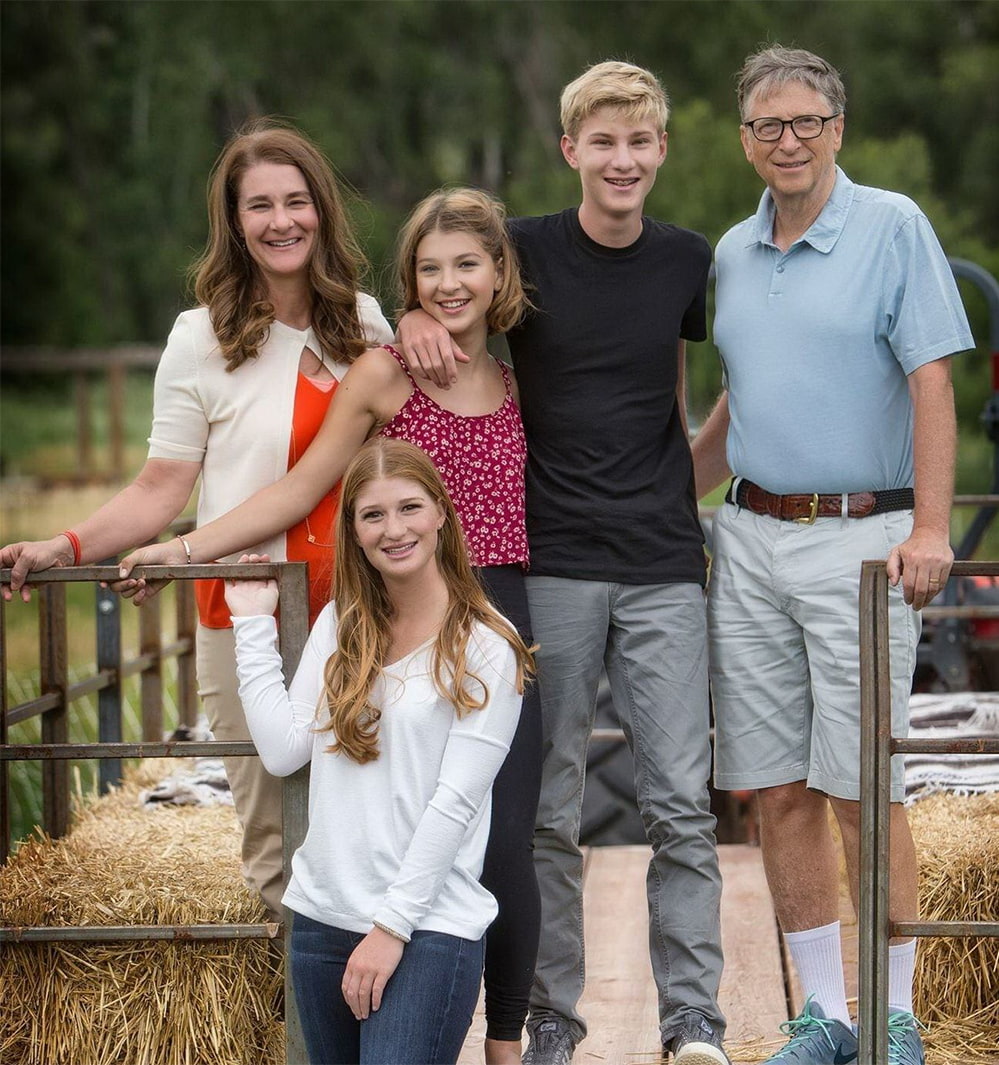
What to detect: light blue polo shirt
<box><xmin>713</xmin><ymin>167</ymin><xmax>973</xmax><ymax>494</ymax></box>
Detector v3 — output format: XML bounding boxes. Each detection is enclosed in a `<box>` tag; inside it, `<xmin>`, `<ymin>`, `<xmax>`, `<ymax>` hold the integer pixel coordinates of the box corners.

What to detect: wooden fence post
<box><xmin>108</xmin><ymin>363</ymin><xmax>126</xmax><ymax>481</ymax></box>
<box><xmin>275</xmin><ymin>561</ymin><xmax>310</xmax><ymax>1065</ymax></box>
<box><xmin>1</xmin><ymin>602</ymin><xmax>9</xmax><ymax>863</ymax></box>
<box><xmin>74</xmin><ymin>370</ymin><xmax>93</xmax><ymax>481</ymax></box>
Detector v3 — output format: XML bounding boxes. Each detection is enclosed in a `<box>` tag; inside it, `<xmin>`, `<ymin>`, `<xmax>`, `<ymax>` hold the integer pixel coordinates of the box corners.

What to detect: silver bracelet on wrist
<box><xmin>372</xmin><ymin>920</ymin><xmax>408</xmax><ymax>943</ymax></box>
<box><xmin>177</xmin><ymin>535</ymin><xmax>193</xmax><ymax>564</ymax></box>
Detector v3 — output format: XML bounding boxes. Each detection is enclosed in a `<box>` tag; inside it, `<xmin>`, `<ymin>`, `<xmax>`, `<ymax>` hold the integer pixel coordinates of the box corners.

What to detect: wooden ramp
<box><xmin>459</xmin><ymin>843</ymin><xmax>787</xmax><ymax>1064</ymax></box>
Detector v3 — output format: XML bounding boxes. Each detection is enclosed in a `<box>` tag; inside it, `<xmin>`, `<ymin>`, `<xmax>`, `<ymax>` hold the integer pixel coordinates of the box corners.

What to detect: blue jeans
<box><xmin>524</xmin><ymin>578</ymin><xmax>725</xmax><ymax>1047</ymax></box>
<box><xmin>291</xmin><ymin>913</ymin><xmax>484</xmax><ymax>1064</ymax></box>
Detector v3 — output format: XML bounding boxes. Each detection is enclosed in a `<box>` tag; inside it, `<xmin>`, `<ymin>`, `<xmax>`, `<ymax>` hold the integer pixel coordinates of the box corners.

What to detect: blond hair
<box><xmin>395</xmin><ymin>187</ymin><xmax>531</xmax><ymax>336</ymax></box>
<box><xmin>192</xmin><ymin>119</ymin><xmax>369</xmax><ymax>372</ymax></box>
<box><xmin>560</xmin><ymin>60</ymin><xmax>669</xmax><ymax>140</ymax></box>
<box><xmin>737</xmin><ymin>46</ymin><xmax>846</xmax><ymax>120</ymax></box>
<box><xmin>320</xmin><ymin>438</ymin><xmax>534</xmax><ymax>764</ymax></box>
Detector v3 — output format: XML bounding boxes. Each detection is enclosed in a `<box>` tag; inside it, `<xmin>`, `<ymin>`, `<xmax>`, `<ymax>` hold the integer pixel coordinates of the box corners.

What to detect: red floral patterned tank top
<box><xmin>378</xmin><ymin>345</ymin><xmax>528</xmax><ymax>568</ymax></box>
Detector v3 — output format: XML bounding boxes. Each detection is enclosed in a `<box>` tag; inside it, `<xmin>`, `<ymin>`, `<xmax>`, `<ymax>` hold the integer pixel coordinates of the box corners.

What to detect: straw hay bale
<box><xmin>0</xmin><ymin>761</ymin><xmax>283</xmax><ymax>1065</ymax></box>
<box><xmin>910</xmin><ymin>792</ymin><xmax>999</xmax><ymax>1064</ymax></box>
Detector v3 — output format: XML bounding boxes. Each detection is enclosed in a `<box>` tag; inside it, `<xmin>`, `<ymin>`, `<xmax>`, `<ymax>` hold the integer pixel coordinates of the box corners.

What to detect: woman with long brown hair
<box><xmin>225</xmin><ymin>438</ymin><xmax>533</xmax><ymax>1065</ymax></box>
<box><xmin>1</xmin><ymin>120</ymin><xmax>393</xmax><ymax>920</ymax></box>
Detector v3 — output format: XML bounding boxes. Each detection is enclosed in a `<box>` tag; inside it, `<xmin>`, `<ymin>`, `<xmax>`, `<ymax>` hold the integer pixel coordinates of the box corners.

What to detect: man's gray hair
<box><xmin>737</xmin><ymin>46</ymin><xmax>846</xmax><ymax>120</ymax></box>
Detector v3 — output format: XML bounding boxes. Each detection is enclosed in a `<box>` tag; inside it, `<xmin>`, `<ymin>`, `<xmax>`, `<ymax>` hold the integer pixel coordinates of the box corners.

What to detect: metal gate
<box><xmin>1</xmin><ymin>561</ymin><xmax>311</xmax><ymax>1063</ymax></box>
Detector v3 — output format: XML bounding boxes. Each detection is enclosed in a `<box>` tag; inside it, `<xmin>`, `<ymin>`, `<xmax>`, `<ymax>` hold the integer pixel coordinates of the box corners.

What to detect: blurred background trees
<box><xmin>2</xmin><ymin>0</ymin><xmax>997</xmax><ymax>433</ymax></box>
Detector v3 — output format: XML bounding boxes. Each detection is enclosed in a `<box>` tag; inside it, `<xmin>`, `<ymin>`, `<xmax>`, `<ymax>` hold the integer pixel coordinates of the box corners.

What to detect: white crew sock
<box><xmin>784</xmin><ymin>920</ymin><xmax>852</xmax><ymax>1026</ymax></box>
<box><xmin>888</xmin><ymin>938</ymin><xmax>916</xmax><ymax>1014</ymax></box>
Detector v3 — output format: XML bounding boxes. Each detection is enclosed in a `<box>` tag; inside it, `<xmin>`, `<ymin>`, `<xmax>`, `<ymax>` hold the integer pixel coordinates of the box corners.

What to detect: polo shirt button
<box><xmin>776</xmin><ymin>265</ymin><xmax>785</xmax><ymax>273</ymax></box>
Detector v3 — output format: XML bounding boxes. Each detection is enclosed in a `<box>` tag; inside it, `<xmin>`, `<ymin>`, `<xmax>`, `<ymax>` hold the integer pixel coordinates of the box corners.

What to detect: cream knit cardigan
<box><xmin>146</xmin><ymin>296</ymin><xmax>392</xmax><ymax>563</ymax></box>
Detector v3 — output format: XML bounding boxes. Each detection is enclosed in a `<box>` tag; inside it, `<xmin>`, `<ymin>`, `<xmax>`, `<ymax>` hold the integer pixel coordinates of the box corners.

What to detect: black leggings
<box><xmin>477</xmin><ymin>565</ymin><xmax>543</xmax><ymax>1042</ymax></box>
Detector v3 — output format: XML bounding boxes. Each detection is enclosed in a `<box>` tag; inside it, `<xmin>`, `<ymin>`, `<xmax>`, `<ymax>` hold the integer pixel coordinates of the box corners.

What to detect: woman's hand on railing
<box><xmin>223</xmin><ymin>554</ymin><xmax>279</xmax><ymax>617</ymax></box>
<box><xmin>112</xmin><ymin>538</ymin><xmax>188</xmax><ymax>605</ymax></box>
<box><xmin>1</xmin><ymin>535</ymin><xmax>75</xmax><ymax>602</ymax></box>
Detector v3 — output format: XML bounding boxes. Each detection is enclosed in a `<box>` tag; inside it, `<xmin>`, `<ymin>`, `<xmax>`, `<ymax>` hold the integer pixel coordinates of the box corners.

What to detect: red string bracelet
<box><xmin>61</xmin><ymin>529</ymin><xmax>82</xmax><ymax>566</ymax></box>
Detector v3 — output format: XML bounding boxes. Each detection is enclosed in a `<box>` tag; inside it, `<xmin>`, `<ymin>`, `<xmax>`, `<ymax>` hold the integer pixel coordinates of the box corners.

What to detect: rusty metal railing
<box><xmin>1</xmin><ymin>561</ymin><xmax>310</xmax><ymax>1063</ymax></box>
<box><xmin>1</xmin><ymin>523</ymin><xmax>201</xmax><ymax>853</ymax></box>
<box><xmin>858</xmin><ymin>558</ymin><xmax>999</xmax><ymax>1062</ymax></box>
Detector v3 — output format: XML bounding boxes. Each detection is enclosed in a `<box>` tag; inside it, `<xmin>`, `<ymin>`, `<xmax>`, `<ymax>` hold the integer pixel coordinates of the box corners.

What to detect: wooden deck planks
<box><xmin>717</xmin><ymin>844</ymin><xmax>788</xmax><ymax>1048</ymax></box>
<box><xmin>459</xmin><ymin>843</ymin><xmax>787</xmax><ymax>1063</ymax></box>
<box><xmin>574</xmin><ymin>845</ymin><xmax>661</xmax><ymax>1062</ymax></box>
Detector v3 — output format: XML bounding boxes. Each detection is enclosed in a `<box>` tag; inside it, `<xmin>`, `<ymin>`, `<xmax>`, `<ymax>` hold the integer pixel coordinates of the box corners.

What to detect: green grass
<box><xmin>0</xmin><ymin>571</ymin><xmax>177</xmax><ymax>667</ymax></box>
<box><xmin>0</xmin><ymin>371</ymin><xmax>155</xmax><ymax>480</ymax></box>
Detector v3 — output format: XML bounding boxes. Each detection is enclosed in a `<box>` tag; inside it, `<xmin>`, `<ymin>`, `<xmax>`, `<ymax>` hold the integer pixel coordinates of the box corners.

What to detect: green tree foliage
<box><xmin>2</xmin><ymin>0</ymin><xmax>996</xmax><ymax>431</ymax></box>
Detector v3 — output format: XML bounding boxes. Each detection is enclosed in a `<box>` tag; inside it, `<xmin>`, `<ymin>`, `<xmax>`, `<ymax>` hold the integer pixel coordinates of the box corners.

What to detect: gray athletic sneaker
<box><xmin>761</xmin><ymin>997</ymin><xmax>858</xmax><ymax>1064</ymax></box>
<box><xmin>887</xmin><ymin>1010</ymin><xmax>926</xmax><ymax>1065</ymax></box>
<box><xmin>665</xmin><ymin>1011</ymin><xmax>731</xmax><ymax>1064</ymax></box>
<box><xmin>522</xmin><ymin>1015</ymin><xmax>575</xmax><ymax>1065</ymax></box>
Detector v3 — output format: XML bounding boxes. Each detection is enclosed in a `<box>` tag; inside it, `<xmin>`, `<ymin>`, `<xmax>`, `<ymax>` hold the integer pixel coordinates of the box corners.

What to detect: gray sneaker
<box><xmin>887</xmin><ymin>1010</ymin><xmax>925</xmax><ymax>1065</ymax></box>
<box><xmin>761</xmin><ymin>997</ymin><xmax>858</xmax><ymax>1064</ymax></box>
<box><xmin>522</xmin><ymin>1015</ymin><xmax>575</xmax><ymax>1065</ymax></box>
<box><xmin>665</xmin><ymin>1012</ymin><xmax>731</xmax><ymax>1064</ymax></box>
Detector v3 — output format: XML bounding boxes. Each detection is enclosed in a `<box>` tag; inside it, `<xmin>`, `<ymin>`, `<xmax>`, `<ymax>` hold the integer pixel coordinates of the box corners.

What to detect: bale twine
<box><xmin>0</xmin><ymin>761</ymin><xmax>283</xmax><ymax>1065</ymax></box>
<box><xmin>909</xmin><ymin>792</ymin><xmax>999</xmax><ymax>1064</ymax></box>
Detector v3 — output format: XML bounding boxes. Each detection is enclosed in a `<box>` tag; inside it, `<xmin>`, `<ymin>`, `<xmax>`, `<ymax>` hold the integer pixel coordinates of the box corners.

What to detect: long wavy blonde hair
<box><xmin>192</xmin><ymin>119</ymin><xmax>369</xmax><ymax>372</ymax></box>
<box><xmin>319</xmin><ymin>438</ymin><xmax>534</xmax><ymax>764</ymax></box>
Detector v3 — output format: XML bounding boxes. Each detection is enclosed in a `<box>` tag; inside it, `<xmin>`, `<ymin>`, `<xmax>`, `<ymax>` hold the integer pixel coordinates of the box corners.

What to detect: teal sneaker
<box><xmin>762</xmin><ymin>997</ymin><xmax>858</xmax><ymax>1064</ymax></box>
<box><xmin>887</xmin><ymin>1010</ymin><xmax>926</xmax><ymax>1065</ymax></box>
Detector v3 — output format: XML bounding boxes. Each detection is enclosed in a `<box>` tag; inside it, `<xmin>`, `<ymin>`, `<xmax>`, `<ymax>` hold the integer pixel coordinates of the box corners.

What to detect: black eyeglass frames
<box><xmin>742</xmin><ymin>113</ymin><xmax>842</xmax><ymax>142</ymax></box>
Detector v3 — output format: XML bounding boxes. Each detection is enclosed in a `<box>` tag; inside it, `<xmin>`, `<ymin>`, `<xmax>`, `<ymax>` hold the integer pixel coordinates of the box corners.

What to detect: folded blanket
<box><xmin>139</xmin><ymin>718</ymin><xmax>234</xmax><ymax>808</ymax></box>
<box><xmin>905</xmin><ymin>693</ymin><xmax>999</xmax><ymax>804</ymax></box>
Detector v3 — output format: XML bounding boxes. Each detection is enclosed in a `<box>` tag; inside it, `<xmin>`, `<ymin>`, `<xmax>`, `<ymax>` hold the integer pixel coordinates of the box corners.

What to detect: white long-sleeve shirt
<box><xmin>232</xmin><ymin>605</ymin><xmax>521</xmax><ymax>941</ymax></box>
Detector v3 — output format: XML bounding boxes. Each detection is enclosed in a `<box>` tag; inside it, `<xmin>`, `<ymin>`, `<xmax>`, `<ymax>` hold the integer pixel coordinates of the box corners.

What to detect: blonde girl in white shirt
<box><xmin>224</xmin><ymin>437</ymin><xmax>533</xmax><ymax>1065</ymax></box>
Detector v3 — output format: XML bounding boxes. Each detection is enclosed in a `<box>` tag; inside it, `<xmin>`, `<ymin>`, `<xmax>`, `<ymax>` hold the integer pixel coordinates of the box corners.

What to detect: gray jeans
<box><xmin>525</xmin><ymin>577</ymin><xmax>725</xmax><ymax>1046</ymax></box>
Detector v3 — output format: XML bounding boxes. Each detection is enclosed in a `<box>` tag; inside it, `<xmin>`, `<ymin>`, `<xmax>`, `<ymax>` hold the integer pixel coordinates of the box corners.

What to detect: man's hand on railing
<box><xmin>886</xmin><ymin>526</ymin><xmax>955</xmax><ymax>612</ymax></box>
<box><xmin>0</xmin><ymin>535</ymin><xmax>76</xmax><ymax>602</ymax></box>
<box><xmin>112</xmin><ymin>537</ymin><xmax>189</xmax><ymax>604</ymax></box>
<box><xmin>223</xmin><ymin>554</ymin><xmax>279</xmax><ymax>617</ymax></box>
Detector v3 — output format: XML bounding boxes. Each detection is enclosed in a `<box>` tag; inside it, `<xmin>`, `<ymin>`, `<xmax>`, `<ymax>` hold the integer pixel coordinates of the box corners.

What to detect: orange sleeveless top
<box><xmin>195</xmin><ymin>373</ymin><xmax>340</xmax><ymax>629</ymax></box>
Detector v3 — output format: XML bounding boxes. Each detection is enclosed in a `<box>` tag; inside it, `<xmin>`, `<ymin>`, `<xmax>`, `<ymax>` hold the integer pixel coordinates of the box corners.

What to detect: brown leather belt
<box><xmin>727</xmin><ymin>479</ymin><xmax>915</xmax><ymax>525</ymax></box>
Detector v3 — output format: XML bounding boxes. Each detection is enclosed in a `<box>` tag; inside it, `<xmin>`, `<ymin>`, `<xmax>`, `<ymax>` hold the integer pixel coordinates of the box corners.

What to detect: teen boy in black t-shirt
<box><xmin>508</xmin><ymin>209</ymin><xmax>709</xmax><ymax>587</ymax></box>
<box><xmin>398</xmin><ymin>61</ymin><xmax>728</xmax><ymax>1065</ymax></box>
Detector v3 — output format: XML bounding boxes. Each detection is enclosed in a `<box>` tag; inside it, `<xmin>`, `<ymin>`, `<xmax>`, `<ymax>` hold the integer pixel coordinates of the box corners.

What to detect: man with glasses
<box><xmin>693</xmin><ymin>45</ymin><xmax>972</xmax><ymax>1065</ymax></box>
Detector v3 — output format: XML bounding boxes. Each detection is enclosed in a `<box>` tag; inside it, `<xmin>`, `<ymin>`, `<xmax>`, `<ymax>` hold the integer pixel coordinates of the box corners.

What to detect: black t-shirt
<box><xmin>508</xmin><ymin>209</ymin><xmax>710</xmax><ymax>585</ymax></box>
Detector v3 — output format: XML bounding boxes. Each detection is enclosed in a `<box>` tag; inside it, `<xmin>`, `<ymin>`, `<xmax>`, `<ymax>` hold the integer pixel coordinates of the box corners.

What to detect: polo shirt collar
<box><xmin>746</xmin><ymin>166</ymin><xmax>856</xmax><ymax>253</ymax></box>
